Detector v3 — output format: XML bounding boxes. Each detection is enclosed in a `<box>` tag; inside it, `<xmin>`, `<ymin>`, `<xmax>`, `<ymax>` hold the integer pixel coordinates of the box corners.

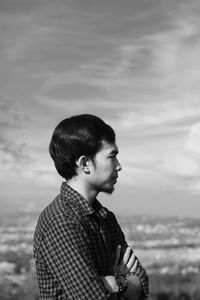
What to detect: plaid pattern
<box><xmin>34</xmin><ymin>182</ymin><xmax>149</xmax><ymax>300</ymax></box>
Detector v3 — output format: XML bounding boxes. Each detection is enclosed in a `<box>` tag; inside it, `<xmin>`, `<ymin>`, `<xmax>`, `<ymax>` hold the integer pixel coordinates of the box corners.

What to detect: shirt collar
<box><xmin>60</xmin><ymin>182</ymin><xmax>108</xmax><ymax>218</ymax></box>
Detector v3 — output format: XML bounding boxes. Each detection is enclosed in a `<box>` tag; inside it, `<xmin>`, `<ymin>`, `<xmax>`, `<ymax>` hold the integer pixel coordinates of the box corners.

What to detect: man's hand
<box><xmin>100</xmin><ymin>275</ymin><xmax>119</xmax><ymax>294</ymax></box>
<box><xmin>113</xmin><ymin>245</ymin><xmax>138</xmax><ymax>275</ymax></box>
<box><xmin>100</xmin><ymin>246</ymin><xmax>140</xmax><ymax>297</ymax></box>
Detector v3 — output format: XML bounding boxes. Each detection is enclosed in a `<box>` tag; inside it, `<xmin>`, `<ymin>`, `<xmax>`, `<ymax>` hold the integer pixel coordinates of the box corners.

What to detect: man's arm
<box><xmin>125</xmin><ymin>259</ymin><xmax>149</xmax><ymax>300</ymax></box>
<box><xmin>40</xmin><ymin>218</ymin><xmax>109</xmax><ymax>300</ymax></box>
<box><xmin>101</xmin><ymin>274</ymin><xmax>142</xmax><ymax>300</ymax></box>
<box><xmin>114</xmin><ymin>246</ymin><xmax>144</xmax><ymax>300</ymax></box>
<box><xmin>124</xmin><ymin>274</ymin><xmax>142</xmax><ymax>300</ymax></box>
<box><xmin>101</xmin><ymin>245</ymin><xmax>144</xmax><ymax>300</ymax></box>
<box><xmin>108</xmin><ymin>212</ymin><xmax>149</xmax><ymax>299</ymax></box>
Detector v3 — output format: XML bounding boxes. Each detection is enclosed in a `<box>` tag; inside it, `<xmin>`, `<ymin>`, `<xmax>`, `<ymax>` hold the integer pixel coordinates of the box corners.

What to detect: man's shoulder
<box><xmin>35</xmin><ymin>193</ymin><xmax>84</xmax><ymax>234</ymax></box>
<box><xmin>33</xmin><ymin>193</ymin><xmax>84</xmax><ymax>252</ymax></box>
<box><xmin>39</xmin><ymin>196</ymin><xmax>61</xmax><ymax>223</ymax></box>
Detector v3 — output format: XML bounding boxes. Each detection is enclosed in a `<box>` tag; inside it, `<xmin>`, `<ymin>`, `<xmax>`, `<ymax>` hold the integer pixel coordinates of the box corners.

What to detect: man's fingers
<box><xmin>126</xmin><ymin>252</ymin><xmax>136</xmax><ymax>270</ymax></box>
<box><xmin>130</xmin><ymin>258</ymin><xmax>138</xmax><ymax>273</ymax></box>
<box><xmin>113</xmin><ymin>245</ymin><xmax>121</xmax><ymax>268</ymax></box>
<box><xmin>121</xmin><ymin>247</ymin><xmax>132</xmax><ymax>268</ymax></box>
<box><xmin>113</xmin><ymin>246</ymin><xmax>138</xmax><ymax>275</ymax></box>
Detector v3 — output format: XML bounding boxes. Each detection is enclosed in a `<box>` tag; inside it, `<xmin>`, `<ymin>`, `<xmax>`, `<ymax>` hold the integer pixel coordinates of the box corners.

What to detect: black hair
<box><xmin>49</xmin><ymin>114</ymin><xmax>115</xmax><ymax>180</ymax></box>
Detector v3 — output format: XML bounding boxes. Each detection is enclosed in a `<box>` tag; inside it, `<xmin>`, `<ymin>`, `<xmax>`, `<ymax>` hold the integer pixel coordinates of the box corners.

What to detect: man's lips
<box><xmin>112</xmin><ymin>175</ymin><xmax>118</xmax><ymax>183</ymax></box>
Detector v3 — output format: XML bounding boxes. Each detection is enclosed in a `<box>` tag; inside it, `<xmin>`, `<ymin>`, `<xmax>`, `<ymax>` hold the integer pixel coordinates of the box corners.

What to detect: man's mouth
<box><xmin>112</xmin><ymin>176</ymin><xmax>118</xmax><ymax>183</ymax></box>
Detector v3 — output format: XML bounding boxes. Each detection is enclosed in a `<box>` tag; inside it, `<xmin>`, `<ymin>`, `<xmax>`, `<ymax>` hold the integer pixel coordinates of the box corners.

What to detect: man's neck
<box><xmin>67</xmin><ymin>178</ymin><xmax>98</xmax><ymax>207</ymax></box>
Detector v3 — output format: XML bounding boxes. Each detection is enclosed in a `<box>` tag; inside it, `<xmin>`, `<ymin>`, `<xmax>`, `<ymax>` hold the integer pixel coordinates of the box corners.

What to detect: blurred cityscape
<box><xmin>0</xmin><ymin>211</ymin><xmax>200</xmax><ymax>299</ymax></box>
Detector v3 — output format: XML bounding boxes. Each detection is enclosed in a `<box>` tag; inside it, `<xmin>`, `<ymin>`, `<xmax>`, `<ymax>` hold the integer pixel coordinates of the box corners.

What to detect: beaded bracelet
<box><xmin>114</xmin><ymin>273</ymin><xmax>129</xmax><ymax>296</ymax></box>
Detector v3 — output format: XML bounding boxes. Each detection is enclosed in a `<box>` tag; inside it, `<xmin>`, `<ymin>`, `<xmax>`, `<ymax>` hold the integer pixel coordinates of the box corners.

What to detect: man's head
<box><xmin>49</xmin><ymin>114</ymin><xmax>116</xmax><ymax>181</ymax></box>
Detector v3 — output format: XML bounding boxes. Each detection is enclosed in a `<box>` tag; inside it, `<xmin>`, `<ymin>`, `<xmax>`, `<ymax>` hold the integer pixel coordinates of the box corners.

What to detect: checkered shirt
<box><xmin>33</xmin><ymin>182</ymin><xmax>149</xmax><ymax>300</ymax></box>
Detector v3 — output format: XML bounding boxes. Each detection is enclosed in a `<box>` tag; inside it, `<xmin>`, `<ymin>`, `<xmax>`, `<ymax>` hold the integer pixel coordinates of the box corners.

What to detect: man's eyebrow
<box><xmin>109</xmin><ymin>149</ymin><xmax>119</xmax><ymax>155</ymax></box>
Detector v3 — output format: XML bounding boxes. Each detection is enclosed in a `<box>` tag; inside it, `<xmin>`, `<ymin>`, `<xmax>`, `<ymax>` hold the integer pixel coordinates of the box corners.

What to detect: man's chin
<box><xmin>102</xmin><ymin>186</ymin><xmax>115</xmax><ymax>195</ymax></box>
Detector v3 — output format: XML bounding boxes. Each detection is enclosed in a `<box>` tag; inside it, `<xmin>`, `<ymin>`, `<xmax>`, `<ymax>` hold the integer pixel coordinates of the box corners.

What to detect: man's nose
<box><xmin>116</xmin><ymin>159</ymin><xmax>122</xmax><ymax>171</ymax></box>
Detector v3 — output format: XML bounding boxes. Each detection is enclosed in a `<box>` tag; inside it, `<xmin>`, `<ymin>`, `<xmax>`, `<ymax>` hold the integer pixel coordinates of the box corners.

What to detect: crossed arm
<box><xmin>40</xmin><ymin>218</ymin><xmax>148</xmax><ymax>300</ymax></box>
<box><xmin>101</xmin><ymin>245</ymin><xmax>144</xmax><ymax>300</ymax></box>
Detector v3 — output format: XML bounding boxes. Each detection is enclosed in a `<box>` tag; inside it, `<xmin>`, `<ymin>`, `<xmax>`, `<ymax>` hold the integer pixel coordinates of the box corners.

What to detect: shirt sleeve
<box><xmin>109</xmin><ymin>212</ymin><xmax>149</xmax><ymax>299</ymax></box>
<box><xmin>40</xmin><ymin>216</ymin><xmax>109</xmax><ymax>300</ymax></box>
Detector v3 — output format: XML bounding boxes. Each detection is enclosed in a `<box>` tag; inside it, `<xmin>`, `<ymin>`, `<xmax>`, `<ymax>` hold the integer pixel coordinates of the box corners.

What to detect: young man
<box><xmin>33</xmin><ymin>114</ymin><xmax>149</xmax><ymax>300</ymax></box>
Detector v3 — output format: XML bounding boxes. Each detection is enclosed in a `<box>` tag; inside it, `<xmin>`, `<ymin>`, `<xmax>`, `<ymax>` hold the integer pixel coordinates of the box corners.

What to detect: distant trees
<box><xmin>0</xmin><ymin>271</ymin><xmax>39</xmax><ymax>300</ymax></box>
<box><xmin>0</xmin><ymin>250</ymin><xmax>32</xmax><ymax>274</ymax></box>
<box><xmin>155</xmin><ymin>290</ymin><xmax>200</xmax><ymax>300</ymax></box>
<box><xmin>149</xmin><ymin>272</ymin><xmax>200</xmax><ymax>300</ymax></box>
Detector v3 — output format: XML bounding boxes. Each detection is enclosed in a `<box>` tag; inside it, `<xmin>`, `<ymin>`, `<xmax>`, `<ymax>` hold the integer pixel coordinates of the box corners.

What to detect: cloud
<box><xmin>44</xmin><ymin>82</ymin><xmax>108</xmax><ymax>101</ymax></box>
<box><xmin>0</xmin><ymin>0</ymin><xmax>46</xmax><ymax>14</ymax></box>
<box><xmin>0</xmin><ymin>96</ymin><xmax>32</xmax><ymax>171</ymax></box>
<box><xmin>119</xmin><ymin>165</ymin><xmax>171</xmax><ymax>192</ymax></box>
<box><xmin>33</xmin><ymin>169</ymin><xmax>62</xmax><ymax>186</ymax></box>
<box><xmin>116</xmin><ymin>121</ymin><xmax>200</xmax><ymax>195</ymax></box>
<box><xmin>185</xmin><ymin>122</ymin><xmax>200</xmax><ymax>158</ymax></box>
<box><xmin>189</xmin><ymin>181</ymin><xmax>200</xmax><ymax>194</ymax></box>
<box><xmin>1</xmin><ymin>0</ymin><xmax>200</xmax><ymax>216</ymax></box>
<box><xmin>117</xmin><ymin>136</ymin><xmax>174</xmax><ymax>191</ymax></box>
<box><xmin>164</xmin><ymin>152</ymin><xmax>199</xmax><ymax>178</ymax></box>
<box><xmin>0</xmin><ymin>137</ymin><xmax>32</xmax><ymax>169</ymax></box>
<box><xmin>162</xmin><ymin>122</ymin><xmax>200</xmax><ymax>193</ymax></box>
<box><xmin>65</xmin><ymin>0</ymin><xmax>177</xmax><ymax>41</ymax></box>
<box><xmin>113</xmin><ymin>17</ymin><xmax>200</xmax><ymax>83</ymax></box>
<box><xmin>117</xmin><ymin>100</ymin><xmax>200</xmax><ymax>133</ymax></box>
<box><xmin>0</xmin><ymin>96</ymin><xmax>28</xmax><ymax>130</ymax></box>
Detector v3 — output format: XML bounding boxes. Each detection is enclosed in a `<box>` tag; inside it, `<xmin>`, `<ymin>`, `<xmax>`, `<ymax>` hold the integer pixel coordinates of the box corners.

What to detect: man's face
<box><xmin>89</xmin><ymin>140</ymin><xmax>122</xmax><ymax>194</ymax></box>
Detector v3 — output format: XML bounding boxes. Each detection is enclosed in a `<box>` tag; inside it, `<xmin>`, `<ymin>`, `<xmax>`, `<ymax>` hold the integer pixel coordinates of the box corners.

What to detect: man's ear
<box><xmin>76</xmin><ymin>156</ymin><xmax>90</xmax><ymax>174</ymax></box>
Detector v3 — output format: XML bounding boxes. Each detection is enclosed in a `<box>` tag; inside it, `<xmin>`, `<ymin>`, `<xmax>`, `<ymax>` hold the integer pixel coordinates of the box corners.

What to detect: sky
<box><xmin>1</xmin><ymin>0</ymin><xmax>200</xmax><ymax>217</ymax></box>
